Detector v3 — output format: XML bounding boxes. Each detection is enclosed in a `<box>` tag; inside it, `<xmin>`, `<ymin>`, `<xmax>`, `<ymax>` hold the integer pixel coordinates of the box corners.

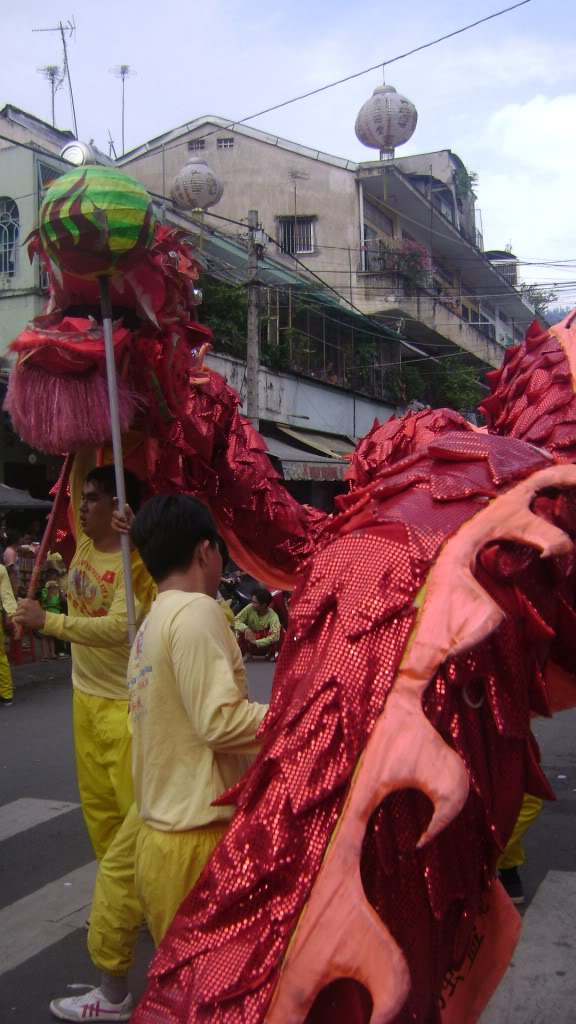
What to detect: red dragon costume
<box><xmin>6</xmin><ymin>190</ymin><xmax>576</xmax><ymax>1022</ymax></box>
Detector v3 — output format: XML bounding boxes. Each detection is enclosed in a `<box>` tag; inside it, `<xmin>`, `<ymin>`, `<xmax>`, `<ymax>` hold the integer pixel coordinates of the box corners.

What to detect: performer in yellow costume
<box><xmin>15</xmin><ymin>450</ymin><xmax>153</xmax><ymax>859</ymax></box>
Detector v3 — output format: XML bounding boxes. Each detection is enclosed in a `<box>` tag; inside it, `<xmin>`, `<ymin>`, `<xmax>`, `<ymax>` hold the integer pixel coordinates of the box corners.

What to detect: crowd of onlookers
<box><xmin>0</xmin><ymin>520</ymin><xmax>69</xmax><ymax>672</ymax></box>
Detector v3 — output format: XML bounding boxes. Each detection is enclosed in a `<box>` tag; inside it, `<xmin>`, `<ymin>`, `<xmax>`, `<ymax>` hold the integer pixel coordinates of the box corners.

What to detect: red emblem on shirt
<box><xmin>101</xmin><ymin>570</ymin><xmax>116</xmax><ymax>585</ymax></box>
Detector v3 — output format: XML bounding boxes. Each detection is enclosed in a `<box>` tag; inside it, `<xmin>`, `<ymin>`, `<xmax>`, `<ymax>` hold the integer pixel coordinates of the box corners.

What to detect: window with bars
<box><xmin>216</xmin><ymin>137</ymin><xmax>234</xmax><ymax>149</ymax></box>
<box><xmin>278</xmin><ymin>216</ymin><xmax>315</xmax><ymax>254</ymax></box>
<box><xmin>0</xmin><ymin>197</ymin><xmax>19</xmax><ymax>277</ymax></box>
<box><xmin>188</xmin><ymin>139</ymin><xmax>206</xmax><ymax>151</ymax></box>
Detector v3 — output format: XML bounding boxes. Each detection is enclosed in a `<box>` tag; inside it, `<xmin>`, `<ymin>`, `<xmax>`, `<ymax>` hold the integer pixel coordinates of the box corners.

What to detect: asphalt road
<box><xmin>0</xmin><ymin>660</ymin><xmax>574</xmax><ymax>1023</ymax></box>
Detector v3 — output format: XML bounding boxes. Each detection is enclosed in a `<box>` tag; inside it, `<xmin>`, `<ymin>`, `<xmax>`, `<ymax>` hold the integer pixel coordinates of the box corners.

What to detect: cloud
<box><xmin>441</xmin><ymin>38</ymin><xmax>576</xmax><ymax>90</ymax></box>
<box><xmin>458</xmin><ymin>94</ymin><xmax>576</xmax><ymax>291</ymax></box>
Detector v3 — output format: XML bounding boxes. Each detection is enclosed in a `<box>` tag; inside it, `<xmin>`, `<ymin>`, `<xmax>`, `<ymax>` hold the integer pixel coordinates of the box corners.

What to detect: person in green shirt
<box><xmin>39</xmin><ymin>567</ymin><xmax>63</xmax><ymax>661</ymax></box>
<box><xmin>235</xmin><ymin>587</ymin><xmax>281</xmax><ymax>660</ymax></box>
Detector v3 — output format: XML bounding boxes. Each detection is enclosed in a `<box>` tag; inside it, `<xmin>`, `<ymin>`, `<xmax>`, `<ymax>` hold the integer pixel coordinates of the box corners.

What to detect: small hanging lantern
<box><xmin>170</xmin><ymin>158</ymin><xmax>224</xmax><ymax>212</ymax></box>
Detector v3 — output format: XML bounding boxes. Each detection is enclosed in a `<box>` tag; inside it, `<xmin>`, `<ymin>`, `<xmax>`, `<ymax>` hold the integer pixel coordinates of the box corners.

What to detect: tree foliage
<box><xmin>454</xmin><ymin>167</ymin><xmax>479</xmax><ymax>204</ymax></box>
<box><xmin>519</xmin><ymin>284</ymin><xmax>559</xmax><ymax>319</ymax></box>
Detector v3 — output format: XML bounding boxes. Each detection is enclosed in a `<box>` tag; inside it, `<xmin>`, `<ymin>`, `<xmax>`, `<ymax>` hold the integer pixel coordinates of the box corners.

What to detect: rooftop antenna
<box><xmin>288</xmin><ymin>167</ymin><xmax>309</xmax><ymax>256</ymax></box>
<box><xmin>110</xmin><ymin>65</ymin><xmax>136</xmax><ymax>156</ymax></box>
<box><xmin>37</xmin><ymin>64</ymin><xmax>65</xmax><ymax>127</ymax></box>
<box><xmin>107</xmin><ymin>129</ymin><xmax>118</xmax><ymax>160</ymax></box>
<box><xmin>32</xmin><ymin>18</ymin><xmax>78</xmax><ymax>137</ymax></box>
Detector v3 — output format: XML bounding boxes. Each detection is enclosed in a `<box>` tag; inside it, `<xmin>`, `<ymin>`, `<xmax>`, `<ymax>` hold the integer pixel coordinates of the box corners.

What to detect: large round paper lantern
<box><xmin>170</xmin><ymin>158</ymin><xmax>224</xmax><ymax>212</ymax></box>
<box><xmin>39</xmin><ymin>166</ymin><xmax>156</xmax><ymax>279</ymax></box>
<box><xmin>355</xmin><ymin>84</ymin><xmax>417</xmax><ymax>159</ymax></box>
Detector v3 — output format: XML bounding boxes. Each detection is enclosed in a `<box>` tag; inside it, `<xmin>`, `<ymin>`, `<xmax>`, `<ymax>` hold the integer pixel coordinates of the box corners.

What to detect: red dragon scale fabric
<box><xmin>131</xmin><ymin>421</ymin><xmax>576</xmax><ymax>1024</ymax></box>
<box><xmin>6</xmin><ymin>172</ymin><xmax>576</xmax><ymax>1022</ymax></box>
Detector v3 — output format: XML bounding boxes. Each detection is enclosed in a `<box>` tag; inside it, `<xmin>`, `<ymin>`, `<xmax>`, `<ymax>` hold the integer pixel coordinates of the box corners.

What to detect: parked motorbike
<box><xmin>219</xmin><ymin>571</ymin><xmax>260</xmax><ymax>615</ymax></box>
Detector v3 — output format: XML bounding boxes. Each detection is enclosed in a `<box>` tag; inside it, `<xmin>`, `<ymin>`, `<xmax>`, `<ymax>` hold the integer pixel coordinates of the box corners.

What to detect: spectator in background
<box><xmin>235</xmin><ymin>587</ymin><xmax>281</xmax><ymax>660</ymax></box>
<box><xmin>39</xmin><ymin>567</ymin><xmax>62</xmax><ymax>661</ymax></box>
<box><xmin>0</xmin><ymin>561</ymin><xmax>17</xmax><ymax>706</ymax></box>
<box><xmin>18</xmin><ymin>531</ymin><xmax>40</xmax><ymax>598</ymax></box>
<box><xmin>3</xmin><ymin>527</ymin><xmax>21</xmax><ymax>596</ymax></box>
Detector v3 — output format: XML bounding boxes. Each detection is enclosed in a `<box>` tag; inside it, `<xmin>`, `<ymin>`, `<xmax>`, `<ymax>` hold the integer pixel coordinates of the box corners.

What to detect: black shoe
<box><xmin>0</xmin><ymin>696</ymin><xmax>14</xmax><ymax>707</ymax></box>
<box><xmin>499</xmin><ymin>866</ymin><xmax>525</xmax><ymax>905</ymax></box>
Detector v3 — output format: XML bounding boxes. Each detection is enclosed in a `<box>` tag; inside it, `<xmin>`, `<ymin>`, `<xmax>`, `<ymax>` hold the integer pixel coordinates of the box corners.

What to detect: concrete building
<box><xmin>119</xmin><ymin>114</ymin><xmax>535</xmax><ymax>370</ymax></box>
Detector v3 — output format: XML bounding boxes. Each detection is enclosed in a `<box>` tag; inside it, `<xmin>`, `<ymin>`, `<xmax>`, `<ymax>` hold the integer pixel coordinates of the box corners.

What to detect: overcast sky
<box><xmin>4</xmin><ymin>0</ymin><xmax>576</xmax><ymax>301</ymax></box>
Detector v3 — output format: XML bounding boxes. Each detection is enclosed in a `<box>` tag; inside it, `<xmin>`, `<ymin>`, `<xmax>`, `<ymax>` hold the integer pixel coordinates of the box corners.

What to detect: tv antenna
<box><xmin>37</xmin><ymin>64</ymin><xmax>65</xmax><ymax>127</ymax></box>
<box><xmin>110</xmin><ymin>65</ymin><xmax>136</xmax><ymax>156</ymax></box>
<box><xmin>32</xmin><ymin>18</ymin><xmax>78</xmax><ymax>137</ymax></box>
<box><xmin>107</xmin><ymin>129</ymin><xmax>118</xmax><ymax>160</ymax></box>
<box><xmin>288</xmin><ymin>167</ymin><xmax>309</xmax><ymax>184</ymax></box>
<box><xmin>288</xmin><ymin>168</ymin><xmax>309</xmax><ymax>252</ymax></box>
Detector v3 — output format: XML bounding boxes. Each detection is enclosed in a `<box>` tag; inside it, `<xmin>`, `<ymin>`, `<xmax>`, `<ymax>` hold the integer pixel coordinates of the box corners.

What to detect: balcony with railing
<box><xmin>356</xmin><ymin>239</ymin><xmax>508</xmax><ymax>367</ymax></box>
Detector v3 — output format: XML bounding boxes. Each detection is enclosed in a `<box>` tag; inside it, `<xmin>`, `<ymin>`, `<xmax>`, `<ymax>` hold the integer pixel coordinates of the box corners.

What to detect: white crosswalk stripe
<box><xmin>0</xmin><ymin>797</ymin><xmax>79</xmax><ymax>842</ymax></box>
<box><xmin>0</xmin><ymin>860</ymin><xmax>97</xmax><ymax>976</ymax></box>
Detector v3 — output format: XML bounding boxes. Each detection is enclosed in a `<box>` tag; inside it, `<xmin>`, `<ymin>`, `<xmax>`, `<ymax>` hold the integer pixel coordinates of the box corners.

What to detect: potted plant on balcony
<box><xmin>377</xmin><ymin>239</ymin><xmax>432</xmax><ymax>289</ymax></box>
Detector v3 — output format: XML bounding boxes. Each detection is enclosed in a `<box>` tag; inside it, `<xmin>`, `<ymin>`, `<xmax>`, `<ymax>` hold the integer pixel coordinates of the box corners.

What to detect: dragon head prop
<box><xmin>5</xmin><ymin>167</ymin><xmax>212</xmax><ymax>454</ymax></box>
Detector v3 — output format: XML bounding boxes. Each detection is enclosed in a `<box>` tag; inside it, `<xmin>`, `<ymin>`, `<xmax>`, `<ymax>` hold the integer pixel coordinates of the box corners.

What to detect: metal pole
<box><xmin>122</xmin><ymin>73</ymin><xmax>125</xmax><ymax>155</ymax></box>
<box><xmin>99</xmin><ymin>276</ymin><xmax>137</xmax><ymax>645</ymax></box>
<box><xmin>288</xmin><ymin>287</ymin><xmax>293</xmax><ymax>363</ymax></box>
<box><xmin>246</xmin><ymin>209</ymin><xmax>260</xmax><ymax>429</ymax></box>
<box><xmin>60</xmin><ymin>21</ymin><xmax>78</xmax><ymax>138</ymax></box>
<box><xmin>358</xmin><ymin>181</ymin><xmax>366</xmax><ymax>272</ymax></box>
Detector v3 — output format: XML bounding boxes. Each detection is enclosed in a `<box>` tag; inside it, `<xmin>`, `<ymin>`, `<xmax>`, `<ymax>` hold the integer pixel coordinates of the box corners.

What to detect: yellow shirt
<box><xmin>0</xmin><ymin>564</ymin><xmax>17</xmax><ymax>617</ymax></box>
<box><xmin>42</xmin><ymin>448</ymin><xmax>156</xmax><ymax>701</ymax></box>
<box><xmin>129</xmin><ymin>590</ymin><xmax>268</xmax><ymax>832</ymax></box>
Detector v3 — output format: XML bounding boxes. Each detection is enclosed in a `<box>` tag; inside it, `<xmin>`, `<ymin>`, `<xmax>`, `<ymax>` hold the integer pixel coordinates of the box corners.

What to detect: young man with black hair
<box><xmin>127</xmin><ymin>494</ymin><xmax>268</xmax><ymax>942</ymax></box>
<box><xmin>15</xmin><ymin>452</ymin><xmax>152</xmax><ymax>862</ymax></box>
<box><xmin>235</xmin><ymin>585</ymin><xmax>282</xmax><ymax>659</ymax></box>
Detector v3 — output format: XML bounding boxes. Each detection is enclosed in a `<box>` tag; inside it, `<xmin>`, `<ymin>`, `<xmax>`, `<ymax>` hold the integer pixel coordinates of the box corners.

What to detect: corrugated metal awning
<box><xmin>264</xmin><ymin>436</ymin><xmax>347</xmax><ymax>481</ymax></box>
<box><xmin>277</xmin><ymin>425</ymin><xmax>356</xmax><ymax>460</ymax></box>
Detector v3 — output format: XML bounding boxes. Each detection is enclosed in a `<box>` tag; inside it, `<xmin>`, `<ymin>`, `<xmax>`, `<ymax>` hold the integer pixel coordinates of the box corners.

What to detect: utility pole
<box><xmin>246</xmin><ymin>209</ymin><xmax>260</xmax><ymax>429</ymax></box>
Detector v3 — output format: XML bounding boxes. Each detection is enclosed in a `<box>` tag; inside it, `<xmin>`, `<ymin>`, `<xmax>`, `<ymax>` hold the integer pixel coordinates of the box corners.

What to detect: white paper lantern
<box><xmin>170</xmin><ymin>158</ymin><xmax>224</xmax><ymax>211</ymax></box>
<box><xmin>355</xmin><ymin>84</ymin><xmax>417</xmax><ymax>159</ymax></box>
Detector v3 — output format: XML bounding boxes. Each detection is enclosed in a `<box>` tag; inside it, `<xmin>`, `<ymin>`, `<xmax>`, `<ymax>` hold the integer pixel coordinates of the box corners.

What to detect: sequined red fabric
<box><xmin>134</xmin><ymin>366</ymin><xmax>328</xmax><ymax>583</ymax></box>
<box><xmin>481</xmin><ymin>315</ymin><xmax>576</xmax><ymax>460</ymax></box>
<box><xmin>346</xmin><ymin>407</ymin><xmax>476</xmax><ymax>488</ymax></box>
<box><xmin>133</xmin><ymin>419</ymin><xmax>576</xmax><ymax>1024</ymax></box>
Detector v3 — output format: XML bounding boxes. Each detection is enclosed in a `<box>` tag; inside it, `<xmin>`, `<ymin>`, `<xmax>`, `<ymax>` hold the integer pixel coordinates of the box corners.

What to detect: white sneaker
<box><xmin>50</xmin><ymin>987</ymin><xmax>133</xmax><ymax>1021</ymax></box>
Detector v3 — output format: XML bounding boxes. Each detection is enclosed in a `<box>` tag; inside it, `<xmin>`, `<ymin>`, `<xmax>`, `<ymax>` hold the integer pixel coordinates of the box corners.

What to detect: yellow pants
<box><xmin>0</xmin><ymin>618</ymin><xmax>13</xmax><ymax>701</ymax></box>
<box><xmin>88</xmin><ymin>803</ymin><xmax>144</xmax><ymax>976</ymax></box>
<box><xmin>73</xmin><ymin>689</ymin><xmax>134</xmax><ymax>861</ymax></box>
<box><xmin>135</xmin><ymin>820</ymin><xmax>227</xmax><ymax>946</ymax></box>
<box><xmin>499</xmin><ymin>793</ymin><xmax>544</xmax><ymax>870</ymax></box>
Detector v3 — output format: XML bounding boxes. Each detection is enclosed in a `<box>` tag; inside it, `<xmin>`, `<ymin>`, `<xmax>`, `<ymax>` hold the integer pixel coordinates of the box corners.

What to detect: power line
<box><xmin>160</xmin><ymin>197</ymin><xmax>540</xmax><ymax>362</ymax></box>
<box><xmin>125</xmin><ymin>0</ymin><xmax>532</xmax><ymax>162</ymax></box>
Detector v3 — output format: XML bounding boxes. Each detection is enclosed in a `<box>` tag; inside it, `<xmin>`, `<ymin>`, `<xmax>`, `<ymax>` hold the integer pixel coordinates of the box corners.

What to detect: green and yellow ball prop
<box><xmin>39</xmin><ymin>166</ymin><xmax>156</xmax><ymax>279</ymax></box>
